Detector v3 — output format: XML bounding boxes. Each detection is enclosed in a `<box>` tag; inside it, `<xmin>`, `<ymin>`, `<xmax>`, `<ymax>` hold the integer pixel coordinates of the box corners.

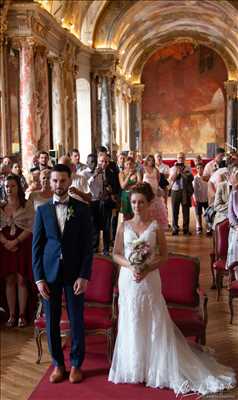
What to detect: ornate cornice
<box><xmin>131</xmin><ymin>84</ymin><xmax>144</xmax><ymax>103</ymax></box>
<box><xmin>0</xmin><ymin>0</ymin><xmax>11</xmax><ymax>45</ymax></box>
<box><xmin>92</xmin><ymin>50</ymin><xmax>118</xmax><ymax>77</ymax></box>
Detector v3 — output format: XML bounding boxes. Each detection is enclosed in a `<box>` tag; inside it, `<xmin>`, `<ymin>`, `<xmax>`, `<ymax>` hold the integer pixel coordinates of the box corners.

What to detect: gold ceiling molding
<box><xmin>93</xmin><ymin>0</ymin><xmax>238</xmax><ymax>82</ymax></box>
<box><xmin>13</xmin><ymin>0</ymin><xmax>238</xmax><ymax>82</ymax></box>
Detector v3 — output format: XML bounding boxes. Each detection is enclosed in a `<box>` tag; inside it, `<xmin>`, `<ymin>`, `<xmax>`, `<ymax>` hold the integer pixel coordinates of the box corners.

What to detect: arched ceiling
<box><xmin>35</xmin><ymin>0</ymin><xmax>238</xmax><ymax>82</ymax></box>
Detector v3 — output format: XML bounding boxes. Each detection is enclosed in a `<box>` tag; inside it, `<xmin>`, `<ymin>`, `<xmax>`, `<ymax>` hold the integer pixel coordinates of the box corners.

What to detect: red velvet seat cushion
<box><xmin>85</xmin><ymin>257</ymin><xmax>114</xmax><ymax>304</ymax></box>
<box><xmin>34</xmin><ymin>307</ymin><xmax>113</xmax><ymax>331</ymax></box>
<box><xmin>84</xmin><ymin>307</ymin><xmax>112</xmax><ymax>330</ymax></box>
<box><xmin>230</xmin><ymin>280</ymin><xmax>238</xmax><ymax>296</ymax></box>
<box><xmin>215</xmin><ymin>219</ymin><xmax>229</xmax><ymax>258</ymax></box>
<box><xmin>160</xmin><ymin>257</ymin><xmax>199</xmax><ymax>307</ymax></box>
<box><xmin>213</xmin><ymin>259</ymin><xmax>226</xmax><ymax>270</ymax></box>
<box><xmin>168</xmin><ymin>307</ymin><xmax>205</xmax><ymax>337</ymax></box>
<box><xmin>34</xmin><ymin>309</ymin><xmax>70</xmax><ymax>331</ymax></box>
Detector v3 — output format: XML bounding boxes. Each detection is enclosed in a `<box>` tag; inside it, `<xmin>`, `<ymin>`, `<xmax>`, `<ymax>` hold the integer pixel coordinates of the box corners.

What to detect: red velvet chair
<box><xmin>213</xmin><ymin>219</ymin><xmax>230</xmax><ymax>301</ymax></box>
<box><xmin>228</xmin><ymin>261</ymin><xmax>238</xmax><ymax>324</ymax></box>
<box><xmin>34</xmin><ymin>255</ymin><xmax>118</xmax><ymax>364</ymax></box>
<box><xmin>159</xmin><ymin>254</ymin><xmax>208</xmax><ymax>345</ymax></box>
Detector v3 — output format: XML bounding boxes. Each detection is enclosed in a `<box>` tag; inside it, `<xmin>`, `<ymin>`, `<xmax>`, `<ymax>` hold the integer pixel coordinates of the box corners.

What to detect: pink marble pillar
<box><xmin>19</xmin><ymin>38</ymin><xmax>37</xmax><ymax>172</ymax></box>
<box><xmin>34</xmin><ymin>46</ymin><xmax>50</xmax><ymax>151</ymax></box>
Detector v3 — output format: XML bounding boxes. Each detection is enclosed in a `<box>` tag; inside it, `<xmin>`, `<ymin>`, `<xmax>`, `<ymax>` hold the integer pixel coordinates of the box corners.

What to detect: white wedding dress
<box><xmin>108</xmin><ymin>220</ymin><xmax>236</xmax><ymax>395</ymax></box>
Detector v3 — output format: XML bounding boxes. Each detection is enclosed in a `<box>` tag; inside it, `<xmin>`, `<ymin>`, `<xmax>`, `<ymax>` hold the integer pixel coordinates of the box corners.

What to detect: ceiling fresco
<box><xmin>24</xmin><ymin>1</ymin><xmax>238</xmax><ymax>81</ymax></box>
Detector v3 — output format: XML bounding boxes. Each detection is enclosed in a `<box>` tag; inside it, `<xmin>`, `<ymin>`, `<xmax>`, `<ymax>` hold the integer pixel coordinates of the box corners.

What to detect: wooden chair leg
<box><xmin>216</xmin><ymin>272</ymin><xmax>222</xmax><ymax>301</ymax></box>
<box><xmin>35</xmin><ymin>331</ymin><xmax>43</xmax><ymax>364</ymax></box>
<box><xmin>210</xmin><ymin>254</ymin><xmax>216</xmax><ymax>289</ymax></box>
<box><xmin>229</xmin><ymin>293</ymin><xmax>234</xmax><ymax>324</ymax></box>
<box><xmin>107</xmin><ymin>331</ymin><xmax>113</xmax><ymax>363</ymax></box>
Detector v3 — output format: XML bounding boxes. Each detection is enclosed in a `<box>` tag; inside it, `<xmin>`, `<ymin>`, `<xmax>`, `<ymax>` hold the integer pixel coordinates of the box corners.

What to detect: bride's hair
<box><xmin>130</xmin><ymin>182</ymin><xmax>155</xmax><ymax>202</ymax></box>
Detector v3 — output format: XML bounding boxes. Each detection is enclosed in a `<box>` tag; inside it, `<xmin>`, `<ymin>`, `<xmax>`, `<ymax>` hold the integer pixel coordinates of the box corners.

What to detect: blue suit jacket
<box><xmin>32</xmin><ymin>197</ymin><xmax>93</xmax><ymax>284</ymax></box>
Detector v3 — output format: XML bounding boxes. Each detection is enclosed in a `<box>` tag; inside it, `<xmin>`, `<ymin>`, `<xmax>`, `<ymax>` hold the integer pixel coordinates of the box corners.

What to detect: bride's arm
<box><xmin>113</xmin><ymin>222</ymin><xmax>131</xmax><ymax>269</ymax></box>
<box><xmin>146</xmin><ymin>227</ymin><xmax>168</xmax><ymax>271</ymax></box>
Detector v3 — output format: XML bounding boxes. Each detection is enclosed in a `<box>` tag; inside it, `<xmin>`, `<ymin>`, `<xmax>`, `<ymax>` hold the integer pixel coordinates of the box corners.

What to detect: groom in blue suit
<box><xmin>32</xmin><ymin>164</ymin><xmax>93</xmax><ymax>384</ymax></box>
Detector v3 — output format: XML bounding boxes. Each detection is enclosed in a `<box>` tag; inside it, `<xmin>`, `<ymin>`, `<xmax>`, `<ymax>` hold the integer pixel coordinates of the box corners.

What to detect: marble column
<box><xmin>34</xmin><ymin>46</ymin><xmax>50</xmax><ymax>151</ymax></box>
<box><xmin>131</xmin><ymin>84</ymin><xmax>144</xmax><ymax>152</ymax></box>
<box><xmin>111</xmin><ymin>78</ymin><xmax>117</xmax><ymax>149</ymax></box>
<box><xmin>100</xmin><ymin>75</ymin><xmax>112</xmax><ymax>150</ymax></box>
<box><xmin>51</xmin><ymin>58</ymin><xmax>64</xmax><ymax>152</ymax></box>
<box><xmin>90</xmin><ymin>73</ymin><xmax>100</xmax><ymax>152</ymax></box>
<box><xmin>19</xmin><ymin>38</ymin><xmax>37</xmax><ymax>171</ymax></box>
<box><xmin>224</xmin><ymin>80</ymin><xmax>238</xmax><ymax>151</ymax></box>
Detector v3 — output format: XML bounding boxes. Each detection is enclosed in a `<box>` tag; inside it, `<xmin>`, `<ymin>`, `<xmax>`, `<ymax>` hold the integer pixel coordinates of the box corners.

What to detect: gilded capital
<box><xmin>131</xmin><ymin>84</ymin><xmax>145</xmax><ymax>103</ymax></box>
<box><xmin>92</xmin><ymin>50</ymin><xmax>118</xmax><ymax>76</ymax></box>
<box><xmin>224</xmin><ymin>80</ymin><xmax>238</xmax><ymax>100</ymax></box>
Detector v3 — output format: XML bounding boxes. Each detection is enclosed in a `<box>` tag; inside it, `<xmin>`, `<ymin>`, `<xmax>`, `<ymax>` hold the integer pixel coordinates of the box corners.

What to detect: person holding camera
<box><xmin>169</xmin><ymin>152</ymin><xmax>194</xmax><ymax>235</ymax></box>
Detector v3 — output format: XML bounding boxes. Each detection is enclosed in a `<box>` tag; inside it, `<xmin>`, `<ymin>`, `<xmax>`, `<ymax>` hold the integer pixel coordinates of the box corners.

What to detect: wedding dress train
<box><xmin>108</xmin><ymin>221</ymin><xmax>236</xmax><ymax>395</ymax></box>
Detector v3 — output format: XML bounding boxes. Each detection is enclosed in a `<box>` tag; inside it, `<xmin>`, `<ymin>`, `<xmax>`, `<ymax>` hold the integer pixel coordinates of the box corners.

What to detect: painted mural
<box><xmin>141</xmin><ymin>44</ymin><xmax>228</xmax><ymax>156</ymax></box>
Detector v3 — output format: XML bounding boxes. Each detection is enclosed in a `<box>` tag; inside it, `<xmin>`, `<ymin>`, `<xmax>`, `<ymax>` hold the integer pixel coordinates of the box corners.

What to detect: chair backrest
<box><xmin>215</xmin><ymin>219</ymin><xmax>229</xmax><ymax>259</ymax></box>
<box><xmin>159</xmin><ymin>254</ymin><xmax>200</xmax><ymax>307</ymax></box>
<box><xmin>85</xmin><ymin>256</ymin><xmax>116</xmax><ymax>304</ymax></box>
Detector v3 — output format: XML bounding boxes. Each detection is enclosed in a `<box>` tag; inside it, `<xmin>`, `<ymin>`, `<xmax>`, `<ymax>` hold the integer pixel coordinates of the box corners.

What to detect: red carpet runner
<box><xmin>29</xmin><ymin>337</ymin><xmax>199</xmax><ymax>400</ymax></box>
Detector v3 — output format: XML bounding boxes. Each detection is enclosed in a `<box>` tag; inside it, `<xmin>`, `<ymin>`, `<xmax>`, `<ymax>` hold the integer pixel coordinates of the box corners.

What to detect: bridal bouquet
<box><xmin>128</xmin><ymin>239</ymin><xmax>151</xmax><ymax>273</ymax></box>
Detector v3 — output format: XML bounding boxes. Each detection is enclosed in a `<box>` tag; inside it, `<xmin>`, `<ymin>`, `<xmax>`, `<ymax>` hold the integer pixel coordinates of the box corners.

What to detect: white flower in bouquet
<box><xmin>128</xmin><ymin>239</ymin><xmax>151</xmax><ymax>273</ymax></box>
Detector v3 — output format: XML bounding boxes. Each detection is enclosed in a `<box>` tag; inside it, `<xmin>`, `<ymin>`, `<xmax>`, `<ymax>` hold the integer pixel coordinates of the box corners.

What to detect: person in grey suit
<box><xmin>169</xmin><ymin>152</ymin><xmax>194</xmax><ymax>235</ymax></box>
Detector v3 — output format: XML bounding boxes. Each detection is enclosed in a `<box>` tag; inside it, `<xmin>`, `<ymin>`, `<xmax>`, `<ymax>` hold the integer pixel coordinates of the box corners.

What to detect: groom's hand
<box><xmin>37</xmin><ymin>281</ymin><xmax>50</xmax><ymax>300</ymax></box>
<box><xmin>73</xmin><ymin>278</ymin><xmax>88</xmax><ymax>295</ymax></box>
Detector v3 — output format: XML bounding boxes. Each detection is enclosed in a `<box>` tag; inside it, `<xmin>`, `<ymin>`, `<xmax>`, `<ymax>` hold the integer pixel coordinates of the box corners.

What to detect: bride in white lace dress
<box><xmin>108</xmin><ymin>182</ymin><xmax>236</xmax><ymax>395</ymax></box>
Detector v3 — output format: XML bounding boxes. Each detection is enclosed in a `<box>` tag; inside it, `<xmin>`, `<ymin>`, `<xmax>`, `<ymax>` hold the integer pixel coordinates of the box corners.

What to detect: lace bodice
<box><xmin>124</xmin><ymin>220</ymin><xmax>158</xmax><ymax>261</ymax></box>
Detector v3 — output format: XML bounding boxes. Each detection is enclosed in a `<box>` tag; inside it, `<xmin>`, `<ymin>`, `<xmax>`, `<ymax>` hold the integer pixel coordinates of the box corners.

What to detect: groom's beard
<box><xmin>54</xmin><ymin>188</ymin><xmax>69</xmax><ymax>197</ymax></box>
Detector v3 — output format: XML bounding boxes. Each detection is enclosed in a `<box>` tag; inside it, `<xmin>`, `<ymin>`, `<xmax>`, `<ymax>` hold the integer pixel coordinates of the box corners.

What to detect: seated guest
<box><xmin>58</xmin><ymin>155</ymin><xmax>91</xmax><ymax>204</ymax></box>
<box><xmin>227</xmin><ymin>168</ymin><xmax>238</xmax><ymax>279</ymax></box>
<box><xmin>25</xmin><ymin>167</ymin><xmax>41</xmax><ymax>199</ymax></box>
<box><xmin>192</xmin><ymin>163</ymin><xmax>208</xmax><ymax>234</ymax></box>
<box><xmin>28</xmin><ymin>169</ymin><xmax>52</xmax><ymax>210</ymax></box>
<box><xmin>11</xmin><ymin>162</ymin><xmax>28</xmax><ymax>192</ymax></box>
<box><xmin>0</xmin><ymin>175</ymin><xmax>34</xmax><ymax>327</ymax></box>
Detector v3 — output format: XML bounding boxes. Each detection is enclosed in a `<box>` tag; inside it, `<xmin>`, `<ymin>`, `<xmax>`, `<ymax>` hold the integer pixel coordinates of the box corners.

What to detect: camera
<box><xmin>175</xmin><ymin>162</ymin><xmax>185</xmax><ymax>169</ymax></box>
<box><xmin>217</xmin><ymin>160</ymin><xmax>227</xmax><ymax>169</ymax></box>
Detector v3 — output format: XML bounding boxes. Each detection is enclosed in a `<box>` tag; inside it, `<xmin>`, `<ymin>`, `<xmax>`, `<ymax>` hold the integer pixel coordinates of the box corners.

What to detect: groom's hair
<box><xmin>51</xmin><ymin>163</ymin><xmax>71</xmax><ymax>178</ymax></box>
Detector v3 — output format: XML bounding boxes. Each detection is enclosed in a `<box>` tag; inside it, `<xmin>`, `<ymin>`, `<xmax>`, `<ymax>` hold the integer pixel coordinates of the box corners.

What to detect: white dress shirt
<box><xmin>53</xmin><ymin>194</ymin><xmax>69</xmax><ymax>235</ymax></box>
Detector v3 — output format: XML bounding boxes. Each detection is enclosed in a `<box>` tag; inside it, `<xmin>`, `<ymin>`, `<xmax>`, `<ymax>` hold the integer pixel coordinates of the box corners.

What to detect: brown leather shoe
<box><xmin>49</xmin><ymin>366</ymin><xmax>66</xmax><ymax>383</ymax></box>
<box><xmin>69</xmin><ymin>367</ymin><xmax>83</xmax><ymax>383</ymax></box>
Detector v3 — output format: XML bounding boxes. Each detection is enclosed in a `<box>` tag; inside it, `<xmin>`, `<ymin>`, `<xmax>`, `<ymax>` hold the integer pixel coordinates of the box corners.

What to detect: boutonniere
<box><xmin>66</xmin><ymin>206</ymin><xmax>75</xmax><ymax>221</ymax></box>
